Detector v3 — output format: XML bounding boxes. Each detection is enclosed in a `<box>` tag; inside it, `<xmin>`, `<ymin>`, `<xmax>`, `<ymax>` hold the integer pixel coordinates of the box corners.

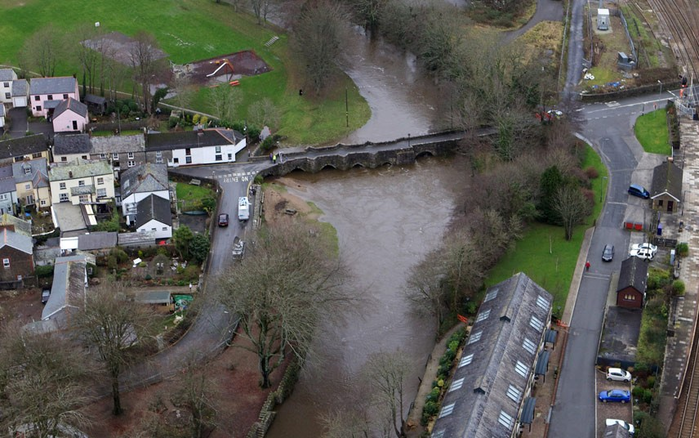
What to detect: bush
<box><xmin>35</xmin><ymin>265</ymin><xmax>54</xmax><ymax>278</ymax></box>
<box><xmin>426</xmin><ymin>387</ymin><xmax>440</xmax><ymax>402</ymax></box>
<box><xmin>107</xmin><ymin>256</ymin><xmax>117</xmax><ymax>271</ymax></box>
<box><xmin>145</xmin><ymin>274</ymin><xmax>152</xmax><ymax>281</ymax></box>
<box><xmin>672</xmin><ymin>280</ymin><xmax>686</xmax><ymax>297</ymax></box>
<box><xmin>584</xmin><ymin>166</ymin><xmax>599</xmax><ymax>179</ymax></box>
<box><xmin>192</xmin><ymin>114</ymin><xmax>201</xmax><ymax>124</ymax></box>
<box><xmin>646</xmin><ymin>375</ymin><xmax>656</xmax><ymax>388</ymax></box>
<box><xmin>110</xmin><ymin>248</ymin><xmax>129</xmax><ymax>264</ymax></box>
<box><xmin>677</xmin><ymin>242</ymin><xmax>689</xmax><ymax>257</ymax></box>
<box><xmin>642</xmin><ymin>389</ymin><xmax>653</xmax><ymax>404</ymax></box>
<box><xmin>632</xmin><ymin>386</ymin><xmax>645</xmax><ymax>398</ymax></box>
<box><xmin>260</xmin><ymin>136</ymin><xmax>275</xmax><ymax>152</ymax></box>
<box><xmin>423</xmin><ymin>401</ymin><xmax>439</xmax><ymax>416</ymax></box>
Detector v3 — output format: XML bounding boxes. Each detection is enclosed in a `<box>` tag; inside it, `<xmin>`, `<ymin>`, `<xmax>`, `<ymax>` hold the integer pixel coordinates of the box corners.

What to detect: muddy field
<box><xmin>178</xmin><ymin>50</ymin><xmax>272</xmax><ymax>85</ymax></box>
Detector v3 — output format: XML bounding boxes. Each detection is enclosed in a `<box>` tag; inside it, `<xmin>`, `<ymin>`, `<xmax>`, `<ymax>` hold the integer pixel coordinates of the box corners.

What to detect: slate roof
<box><xmin>84</xmin><ymin>94</ymin><xmax>106</xmax><ymax>105</ymax></box>
<box><xmin>0</xmin><ymin>166</ymin><xmax>13</xmax><ymax>195</ymax></box>
<box><xmin>12</xmin><ymin>79</ymin><xmax>27</xmax><ymax>96</ymax></box>
<box><xmin>121</xmin><ymin>163</ymin><xmax>169</xmax><ymax>199</ymax></box>
<box><xmin>135</xmin><ymin>194</ymin><xmax>172</xmax><ymax>229</ymax></box>
<box><xmin>0</xmin><ymin>214</ymin><xmax>31</xmax><ymax>237</ymax></box>
<box><xmin>134</xmin><ymin>290</ymin><xmax>171</xmax><ymax>304</ymax></box>
<box><xmin>29</xmin><ymin>77</ymin><xmax>77</xmax><ymax>95</ymax></box>
<box><xmin>650</xmin><ymin>161</ymin><xmax>683</xmax><ymax>201</ymax></box>
<box><xmin>0</xmin><ymin>228</ymin><xmax>32</xmax><ymax>254</ymax></box>
<box><xmin>90</xmin><ymin>134</ymin><xmax>145</xmax><ymax>155</ymax></box>
<box><xmin>430</xmin><ymin>273</ymin><xmax>553</xmax><ymax>438</ymax></box>
<box><xmin>146</xmin><ymin>128</ymin><xmax>243</xmax><ymax>151</ymax></box>
<box><xmin>12</xmin><ymin>158</ymin><xmax>48</xmax><ymax>184</ymax></box>
<box><xmin>0</xmin><ymin>134</ymin><xmax>47</xmax><ymax>160</ymax></box>
<box><xmin>41</xmin><ymin>255</ymin><xmax>87</xmax><ymax>324</ymax></box>
<box><xmin>53</xmin><ymin>97</ymin><xmax>88</xmax><ymax>119</ymax></box>
<box><xmin>0</xmin><ymin>69</ymin><xmax>15</xmax><ymax>81</ymax></box>
<box><xmin>78</xmin><ymin>232</ymin><xmax>118</xmax><ymax>251</ymax></box>
<box><xmin>53</xmin><ymin>133</ymin><xmax>92</xmax><ymax>155</ymax></box>
<box><xmin>118</xmin><ymin>230</ymin><xmax>155</xmax><ymax>246</ymax></box>
<box><xmin>48</xmin><ymin>159</ymin><xmax>111</xmax><ymax>181</ymax></box>
<box><xmin>618</xmin><ymin>257</ymin><xmax>648</xmax><ymax>294</ymax></box>
<box><xmin>44</xmin><ymin>100</ymin><xmax>61</xmax><ymax>110</ymax></box>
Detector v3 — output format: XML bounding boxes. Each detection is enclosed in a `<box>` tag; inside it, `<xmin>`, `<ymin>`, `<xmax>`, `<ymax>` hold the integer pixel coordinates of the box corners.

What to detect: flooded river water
<box><xmin>266</xmin><ymin>155</ymin><xmax>468</xmax><ymax>437</ymax></box>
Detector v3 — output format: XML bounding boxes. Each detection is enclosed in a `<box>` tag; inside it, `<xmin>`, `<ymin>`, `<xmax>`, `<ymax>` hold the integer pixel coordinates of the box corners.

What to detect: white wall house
<box><xmin>0</xmin><ymin>69</ymin><xmax>17</xmax><ymax>105</ymax></box>
<box><xmin>135</xmin><ymin>194</ymin><xmax>172</xmax><ymax>240</ymax></box>
<box><xmin>145</xmin><ymin>129</ymin><xmax>246</xmax><ymax>167</ymax></box>
<box><xmin>48</xmin><ymin>159</ymin><xmax>114</xmax><ymax>205</ymax></box>
<box><xmin>120</xmin><ymin>163</ymin><xmax>169</xmax><ymax>226</ymax></box>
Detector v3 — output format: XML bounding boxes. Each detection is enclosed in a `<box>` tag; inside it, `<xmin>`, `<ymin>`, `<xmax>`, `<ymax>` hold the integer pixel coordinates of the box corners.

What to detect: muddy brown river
<box><xmin>266</xmin><ymin>155</ymin><xmax>468</xmax><ymax>437</ymax></box>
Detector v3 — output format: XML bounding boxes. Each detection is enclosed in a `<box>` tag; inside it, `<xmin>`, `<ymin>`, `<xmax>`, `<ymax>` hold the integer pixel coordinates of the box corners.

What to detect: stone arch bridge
<box><xmin>253</xmin><ymin>129</ymin><xmax>494</xmax><ymax>177</ymax></box>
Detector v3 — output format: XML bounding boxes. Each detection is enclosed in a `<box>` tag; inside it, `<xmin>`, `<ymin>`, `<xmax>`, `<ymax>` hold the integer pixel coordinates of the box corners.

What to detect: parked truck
<box><xmin>238</xmin><ymin>196</ymin><xmax>250</xmax><ymax>221</ymax></box>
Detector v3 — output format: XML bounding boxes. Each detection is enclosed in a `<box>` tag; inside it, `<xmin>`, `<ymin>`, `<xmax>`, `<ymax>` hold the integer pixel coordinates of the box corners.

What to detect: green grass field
<box><xmin>0</xmin><ymin>0</ymin><xmax>369</xmax><ymax>144</ymax></box>
<box><xmin>486</xmin><ymin>144</ymin><xmax>608</xmax><ymax>313</ymax></box>
<box><xmin>634</xmin><ymin>109</ymin><xmax>671</xmax><ymax>155</ymax></box>
<box><xmin>176</xmin><ymin>182</ymin><xmax>215</xmax><ymax>211</ymax></box>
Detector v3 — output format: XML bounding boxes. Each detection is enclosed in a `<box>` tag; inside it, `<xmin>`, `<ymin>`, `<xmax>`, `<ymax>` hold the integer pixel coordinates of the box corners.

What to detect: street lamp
<box><xmin>658</xmin><ymin>80</ymin><xmax>663</xmax><ymax>95</ymax></box>
<box><xmin>408</xmin><ymin>133</ymin><xmax>411</xmax><ymax>147</ymax></box>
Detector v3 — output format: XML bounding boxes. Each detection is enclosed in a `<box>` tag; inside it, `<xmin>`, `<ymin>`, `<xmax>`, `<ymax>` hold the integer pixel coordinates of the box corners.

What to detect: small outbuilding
<box><xmin>84</xmin><ymin>94</ymin><xmax>106</xmax><ymax>115</ymax></box>
<box><xmin>598</xmin><ymin>8</ymin><xmax>610</xmax><ymax>31</ymax></box>
<box><xmin>617</xmin><ymin>257</ymin><xmax>648</xmax><ymax>309</ymax></box>
<box><xmin>651</xmin><ymin>160</ymin><xmax>683</xmax><ymax>213</ymax></box>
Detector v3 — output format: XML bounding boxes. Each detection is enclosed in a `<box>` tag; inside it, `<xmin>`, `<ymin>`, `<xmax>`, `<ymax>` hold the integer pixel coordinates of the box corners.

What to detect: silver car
<box><xmin>606</xmin><ymin>367</ymin><xmax>631</xmax><ymax>382</ymax></box>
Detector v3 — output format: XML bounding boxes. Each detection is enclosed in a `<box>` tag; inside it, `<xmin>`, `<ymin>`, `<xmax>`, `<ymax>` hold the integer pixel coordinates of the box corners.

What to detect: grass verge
<box><xmin>634</xmin><ymin>109</ymin><xmax>671</xmax><ymax>155</ymax></box>
<box><xmin>486</xmin><ymin>143</ymin><xmax>608</xmax><ymax>313</ymax></box>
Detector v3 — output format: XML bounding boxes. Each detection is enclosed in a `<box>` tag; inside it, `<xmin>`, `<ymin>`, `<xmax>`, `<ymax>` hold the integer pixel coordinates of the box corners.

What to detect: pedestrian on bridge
<box><xmin>585</xmin><ymin>261</ymin><xmax>590</xmax><ymax>271</ymax></box>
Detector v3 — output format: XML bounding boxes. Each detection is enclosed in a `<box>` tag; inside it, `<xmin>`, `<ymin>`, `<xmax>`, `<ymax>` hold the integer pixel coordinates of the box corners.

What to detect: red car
<box><xmin>218</xmin><ymin>213</ymin><xmax>229</xmax><ymax>227</ymax></box>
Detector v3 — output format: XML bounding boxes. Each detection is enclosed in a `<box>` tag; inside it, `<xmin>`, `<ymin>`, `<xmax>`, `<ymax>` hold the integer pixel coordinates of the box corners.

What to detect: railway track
<box><xmin>645</xmin><ymin>0</ymin><xmax>699</xmax><ymax>78</ymax></box>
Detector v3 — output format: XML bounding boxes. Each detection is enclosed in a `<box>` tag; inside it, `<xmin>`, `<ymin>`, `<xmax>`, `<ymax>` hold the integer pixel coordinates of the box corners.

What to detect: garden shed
<box><xmin>597</xmin><ymin>9</ymin><xmax>610</xmax><ymax>31</ymax></box>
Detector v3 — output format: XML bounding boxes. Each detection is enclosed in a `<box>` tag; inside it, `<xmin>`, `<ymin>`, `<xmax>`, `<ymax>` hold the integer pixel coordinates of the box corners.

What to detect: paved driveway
<box><xmin>6</xmin><ymin>107</ymin><xmax>54</xmax><ymax>139</ymax></box>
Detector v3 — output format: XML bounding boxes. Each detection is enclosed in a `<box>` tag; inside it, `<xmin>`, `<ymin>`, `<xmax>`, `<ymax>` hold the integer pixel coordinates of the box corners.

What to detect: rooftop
<box><xmin>0</xmin><ymin>69</ymin><xmax>16</xmax><ymax>81</ymax></box>
<box><xmin>0</xmin><ymin>214</ymin><xmax>31</xmax><ymax>237</ymax></box>
<box><xmin>145</xmin><ymin>128</ymin><xmax>242</xmax><ymax>151</ymax></box>
<box><xmin>78</xmin><ymin>231</ymin><xmax>118</xmax><ymax>251</ymax></box>
<box><xmin>29</xmin><ymin>77</ymin><xmax>77</xmax><ymax>96</ymax></box>
<box><xmin>121</xmin><ymin>163</ymin><xmax>169</xmax><ymax>199</ymax></box>
<box><xmin>12</xmin><ymin>158</ymin><xmax>48</xmax><ymax>184</ymax></box>
<box><xmin>135</xmin><ymin>194</ymin><xmax>172</xmax><ymax>228</ymax></box>
<box><xmin>650</xmin><ymin>160</ymin><xmax>683</xmax><ymax>201</ymax></box>
<box><xmin>49</xmin><ymin>159</ymin><xmax>112</xmax><ymax>181</ymax></box>
<box><xmin>0</xmin><ymin>228</ymin><xmax>32</xmax><ymax>254</ymax></box>
<box><xmin>0</xmin><ymin>165</ymin><xmax>16</xmax><ymax>194</ymax></box>
<box><xmin>617</xmin><ymin>257</ymin><xmax>648</xmax><ymax>293</ymax></box>
<box><xmin>53</xmin><ymin>133</ymin><xmax>92</xmax><ymax>155</ymax></box>
<box><xmin>53</xmin><ymin>97</ymin><xmax>88</xmax><ymax>119</ymax></box>
<box><xmin>0</xmin><ymin>134</ymin><xmax>47</xmax><ymax>161</ymax></box>
<box><xmin>41</xmin><ymin>255</ymin><xmax>87</xmax><ymax>327</ymax></box>
<box><xmin>11</xmin><ymin>79</ymin><xmax>27</xmax><ymax>96</ymax></box>
<box><xmin>90</xmin><ymin>134</ymin><xmax>145</xmax><ymax>155</ymax></box>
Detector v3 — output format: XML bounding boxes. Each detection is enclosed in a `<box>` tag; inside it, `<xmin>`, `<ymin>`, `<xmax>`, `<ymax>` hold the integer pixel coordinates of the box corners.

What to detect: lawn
<box><xmin>634</xmin><ymin>109</ymin><xmax>671</xmax><ymax>155</ymax></box>
<box><xmin>0</xmin><ymin>0</ymin><xmax>370</xmax><ymax>145</ymax></box>
<box><xmin>175</xmin><ymin>182</ymin><xmax>215</xmax><ymax>212</ymax></box>
<box><xmin>486</xmin><ymin>144</ymin><xmax>608</xmax><ymax>313</ymax></box>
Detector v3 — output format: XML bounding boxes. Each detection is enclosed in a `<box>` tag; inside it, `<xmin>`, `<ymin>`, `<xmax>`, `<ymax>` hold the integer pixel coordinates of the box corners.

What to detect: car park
<box><xmin>606</xmin><ymin>367</ymin><xmax>632</xmax><ymax>382</ymax></box>
<box><xmin>631</xmin><ymin>243</ymin><xmax>657</xmax><ymax>256</ymax></box>
<box><xmin>602</xmin><ymin>244</ymin><xmax>614</xmax><ymax>262</ymax></box>
<box><xmin>218</xmin><ymin>213</ymin><xmax>229</xmax><ymax>227</ymax></box>
<box><xmin>599</xmin><ymin>389</ymin><xmax>630</xmax><ymax>403</ymax></box>
<box><xmin>605</xmin><ymin>419</ymin><xmax>634</xmax><ymax>434</ymax></box>
<box><xmin>628</xmin><ymin>184</ymin><xmax>650</xmax><ymax>199</ymax></box>
<box><xmin>629</xmin><ymin>248</ymin><xmax>654</xmax><ymax>261</ymax></box>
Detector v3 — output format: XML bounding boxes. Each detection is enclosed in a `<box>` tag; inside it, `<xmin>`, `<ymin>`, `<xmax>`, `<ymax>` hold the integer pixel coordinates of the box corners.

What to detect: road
<box><xmin>548</xmin><ymin>92</ymin><xmax>676</xmax><ymax>437</ymax></box>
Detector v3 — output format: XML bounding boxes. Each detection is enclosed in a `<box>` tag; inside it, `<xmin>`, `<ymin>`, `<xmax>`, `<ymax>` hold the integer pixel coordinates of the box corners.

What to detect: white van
<box><xmin>238</xmin><ymin>197</ymin><xmax>250</xmax><ymax>221</ymax></box>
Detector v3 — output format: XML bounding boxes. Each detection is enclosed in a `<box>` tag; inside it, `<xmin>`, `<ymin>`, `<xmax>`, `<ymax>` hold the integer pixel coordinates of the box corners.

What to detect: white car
<box><xmin>631</xmin><ymin>243</ymin><xmax>658</xmax><ymax>256</ymax></box>
<box><xmin>606</xmin><ymin>418</ymin><xmax>635</xmax><ymax>434</ymax></box>
<box><xmin>606</xmin><ymin>367</ymin><xmax>632</xmax><ymax>382</ymax></box>
<box><xmin>629</xmin><ymin>248</ymin><xmax>654</xmax><ymax>261</ymax></box>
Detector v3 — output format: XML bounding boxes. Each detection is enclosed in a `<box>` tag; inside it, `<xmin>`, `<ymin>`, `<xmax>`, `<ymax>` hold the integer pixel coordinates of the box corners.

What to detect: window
<box><xmin>63</xmin><ymin>94</ymin><xmax>68</xmax><ymax>99</ymax></box>
<box><xmin>173</xmin><ymin>158</ymin><xmax>179</xmax><ymax>164</ymax></box>
<box><xmin>227</xmin><ymin>153</ymin><xmax>232</xmax><ymax>160</ymax></box>
<box><xmin>156</xmin><ymin>156</ymin><xmax>163</xmax><ymax>164</ymax></box>
<box><xmin>24</xmin><ymin>184</ymin><xmax>30</xmax><ymax>190</ymax></box>
<box><xmin>151</xmin><ymin>228</ymin><xmax>156</xmax><ymax>232</ymax></box>
<box><xmin>59</xmin><ymin>193</ymin><xmax>69</xmax><ymax>202</ymax></box>
<box><xmin>81</xmin><ymin>155</ymin><xmax>87</xmax><ymax>160</ymax></box>
<box><xmin>100</xmin><ymin>153</ymin><xmax>107</xmax><ymax>159</ymax></box>
<box><xmin>97</xmin><ymin>177</ymin><xmax>104</xmax><ymax>185</ymax></box>
<box><xmin>59</xmin><ymin>182</ymin><xmax>66</xmax><ymax>190</ymax></box>
<box><xmin>484</xmin><ymin>288</ymin><xmax>499</xmax><ymax>302</ymax></box>
<box><xmin>215</xmin><ymin>146</ymin><xmax>221</xmax><ymax>153</ymax></box>
<box><xmin>79</xmin><ymin>194</ymin><xmax>89</xmax><ymax>203</ymax></box>
<box><xmin>438</xmin><ymin>403</ymin><xmax>455</xmax><ymax>419</ymax></box>
<box><xmin>97</xmin><ymin>188</ymin><xmax>107</xmax><ymax>198</ymax></box>
<box><xmin>32</xmin><ymin>152</ymin><xmax>42</xmax><ymax>158</ymax></box>
<box><xmin>215</xmin><ymin>154</ymin><xmax>222</xmax><ymax>161</ymax></box>
<box><xmin>458</xmin><ymin>353</ymin><xmax>474</xmax><ymax>368</ymax></box>
<box><xmin>36</xmin><ymin>105</ymin><xmax>41</xmax><ymax>112</ymax></box>
<box><xmin>34</xmin><ymin>96</ymin><xmax>40</xmax><ymax>101</ymax></box>
<box><xmin>127</xmin><ymin>152</ymin><xmax>134</xmax><ymax>159</ymax></box>
<box><xmin>522</xmin><ymin>338</ymin><xmax>537</xmax><ymax>355</ymax></box>
<box><xmin>14</xmin><ymin>157</ymin><xmax>23</xmax><ymax>163</ymax></box>
<box><xmin>506</xmin><ymin>384</ymin><xmax>522</xmax><ymax>403</ymax></box>
<box><xmin>530</xmin><ymin>315</ymin><xmax>544</xmax><ymax>331</ymax></box>
<box><xmin>185</xmin><ymin>157</ymin><xmax>192</xmax><ymax>164</ymax></box>
<box><xmin>475</xmin><ymin>309</ymin><xmax>491</xmax><ymax>323</ymax></box>
<box><xmin>23</xmin><ymin>166</ymin><xmax>31</xmax><ymax>175</ymax></box>
<box><xmin>128</xmin><ymin>160</ymin><xmax>135</xmax><ymax>167</ymax></box>
<box><xmin>47</xmin><ymin>95</ymin><xmax>53</xmax><ymax>100</ymax></box>
<box><xmin>2</xmin><ymin>82</ymin><xmax>8</xmax><ymax>87</ymax></box>
<box><xmin>448</xmin><ymin>378</ymin><xmax>465</xmax><ymax>392</ymax></box>
<box><xmin>536</xmin><ymin>295</ymin><xmax>550</xmax><ymax>310</ymax></box>
<box><xmin>515</xmin><ymin>360</ymin><xmax>528</xmax><ymax>377</ymax></box>
<box><xmin>467</xmin><ymin>330</ymin><xmax>482</xmax><ymax>345</ymax></box>
<box><xmin>61</xmin><ymin>156</ymin><xmax>67</xmax><ymax>162</ymax></box>
<box><xmin>40</xmin><ymin>200</ymin><xmax>46</xmax><ymax>206</ymax></box>
<box><xmin>498</xmin><ymin>411</ymin><xmax>514</xmax><ymax>429</ymax></box>
<box><xmin>185</xmin><ymin>148</ymin><xmax>191</xmax><ymax>155</ymax></box>
<box><xmin>162</xmin><ymin>227</ymin><xmax>168</xmax><ymax>231</ymax></box>
<box><xmin>78</xmin><ymin>180</ymin><xmax>85</xmax><ymax>187</ymax></box>
<box><xmin>112</xmin><ymin>153</ymin><xmax>119</xmax><ymax>160</ymax></box>
<box><xmin>0</xmin><ymin>194</ymin><xmax>6</xmax><ymax>201</ymax></box>
<box><xmin>25</xmin><ymin>195</ymin><xmax>33</xmax><ymax>205</ymax></box>
<box><xmin>4</xmin><ymin>92</ymin><xmax>9</xmax><ymax>100</ymax></box>
<box><xmin>2</xmin><ymin>258</ymin><xmax>9</xmax><ymax>268</ymax></box>
<box><xmin>658</xmin><ymin>200</ymin><xmax>664</xmax><ymax>207</ymax></box>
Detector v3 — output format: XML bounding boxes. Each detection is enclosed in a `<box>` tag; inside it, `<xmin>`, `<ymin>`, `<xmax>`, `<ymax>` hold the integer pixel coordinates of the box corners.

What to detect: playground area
<box><xmin>174</xmin><ymin>50</ymin><xmax>272</xmax><ymax>85</ymax></box>
<box><xmin>82</xmin><ymin>31</ymin><xmax>169</xmax><ymax>66</ymax></box>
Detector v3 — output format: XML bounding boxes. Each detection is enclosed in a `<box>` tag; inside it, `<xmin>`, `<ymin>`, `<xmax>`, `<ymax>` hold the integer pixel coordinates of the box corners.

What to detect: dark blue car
<box><xmin>628</xmin><ymin>184</ymin><xmax>650</xmax><ymax>199</ymax></box>
<box><xmin>599</xmin><ymin>389</ymin><xmax>630</xmax><ymax>403</ymax></box>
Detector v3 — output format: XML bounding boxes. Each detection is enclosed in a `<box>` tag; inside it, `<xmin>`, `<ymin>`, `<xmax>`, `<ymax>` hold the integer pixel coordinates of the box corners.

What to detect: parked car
<box><xmin>605</xmin><ymin>419</ymin><xmax>635</xmax><ymax>434</ymax></box>
<box><xmin>599</xmin><ymin>389</ymin><xmax>631</xmax><ymax>403</ymax></box>
<box><xmin>606</xmin><ymin>367</ymin><xmax>632</xmax><ymax>382</ymax></box>
<box><xmin>628</xmin><ymin>184</ymin><xmax>650</xmax><ymax>199</ymax></box>
<box><xmin>602</xmin><ymin>244</ymin><xmax>614</xmax><ymax>262</ymax></box>
<box><xmin>629</xmin><ymin>248</ymin><xmax>655</xmax><ymax>261</ymax></box>
<box><xmin>218</xmin><ymin>213</ymin><xmax>229</xmax><ymax>227</ymax></box>
<box><xmin>631</xmin><ymin>242</ymin><xmax>658</xmax><ymax>256</ymax></box>
<box><xmin>41</xmin><ymin>289</ymin><xmax>50</xmax><ymax>304</ymax></box>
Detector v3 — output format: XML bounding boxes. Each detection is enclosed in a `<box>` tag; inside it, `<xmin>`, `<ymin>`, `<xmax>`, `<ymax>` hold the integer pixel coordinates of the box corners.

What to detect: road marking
<box><xmin>584</xmin><ymin>273</ymin><xmax>610</xmax><ymax>280</ymax></box>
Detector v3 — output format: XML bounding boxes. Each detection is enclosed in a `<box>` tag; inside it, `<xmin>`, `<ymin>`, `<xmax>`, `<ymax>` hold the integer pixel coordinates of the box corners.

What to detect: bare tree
<box><xmin>217</xmin><ymin>222</ymin><xmax>348</xmax><ymax>388</ymax></box>
<box><xmin>405</xmin><ymin>249</ymin><xmax>446</xmax><ymax>335</ymax></box>
<box><xmin>171</xmin><ymin>75</ymin><xmax>195</xmax><ymax>112</ymax></box>
<box><xmin>18</xmin><ymin>25</ymin><xmax>65</xmax><ymax>77</ymax></box>
<box><xmin>128</xmin><ymin>31</ymin><xmax>165</xmax><ymax>114</ymax></box>
<box><xmin>442</xmin><ymin>231</ymin><xmax>487</xmax><ymax>311</ymax></box>
<box><xmin>293</xmin><ymin>0</ymin><xmax>350</xmax><ymax>94</ymax></box>
<box><xmin>248</xmin><ymin>97</ymin><xmax>281</xmax><ymax>130</ymax></box>
<box><xmin>554</xmin><ymin>185</ymin><xmax>591</xmax><ymax>240</ymax></box>
<box><xmin>0</xmin><ymin>323</ymin><xmax>93</xmax><ymax>436</ymax></box>
<box><xmin>362</xmin><ymin>350</ymin><xmax>411</xmax><ymax>438</ymax></box>
<box><xmin>73</xmin><ymin>23</ymin><xmax>101</xmax><ymax>96</ymax></box>
<box><xmin>72</xmin><ymin>284</ymin><xmax>157</xmax><ymax>415</ymax></box>
<box><xmin>250</xmin><ymin>0</ymin><xmax>274</xmax><ymax>23</ymax></box>
<box><xmin>321</xmin><ymin>408</ymin><xmax>371</xmax><ymax>438</ymax></box>
<box><xmin>175</xmin><ymin>357</ymin><xmax>219</xmax><ymax>438</ymax></box>
<box><xmin>209</xmin><ymin>85</ymin><xmax>242</xmax><ymax>123</ymax></box>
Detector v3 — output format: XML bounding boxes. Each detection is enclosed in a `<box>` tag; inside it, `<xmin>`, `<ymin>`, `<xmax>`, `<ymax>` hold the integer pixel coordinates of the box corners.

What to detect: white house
<box><xmin>135</xmin><ymin>194</ymin><xmax>172</xmax><ymax>240</ymax></box>
<box><xmin>0</xmin><ymin>69</ymin><xmax>17</xmax><ymax>105</ymax></box>
<box><xmin>52</xmin><ymin>98</ymin><xmax>89</xmax><ymax>133</ymax></box>
<box><xmin>120</xmin><ymin>163</ymin><xmax>169</xmax><ymax>225</ymax></box>
<box><xmin>11</xmin><ymin>79</ymin><xmax>28</xmax><ymax>108</ymax></box>
<box><xmin>145</xmin><ymin>128</ymin><xmax>246</xmax><ymax>167</ymax></box>
<box><xmin>29</xmin><ymin>77</ymin><xmax>79</xmax><ymax>118</ymax></box>
<box><xmin>0</xmin><ymin>165</ymin><xmax>18</xmax><ymax>215</ymax></box>
<box><xmin>48</xmin><ymin>159</ymin><xmax>114</xmax><ymax>205</ymax></box>
<box><xmin>0</xmin><ymin>105</ymin><xmax>4</xmax><ymax>131</ymax></box>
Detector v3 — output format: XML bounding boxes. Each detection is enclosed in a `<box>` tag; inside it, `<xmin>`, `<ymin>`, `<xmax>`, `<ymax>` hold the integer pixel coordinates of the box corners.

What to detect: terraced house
<box><xmin>48</xmin><ymin>159</ymin><xmax>114</xmax><ymax>205</ymax></box>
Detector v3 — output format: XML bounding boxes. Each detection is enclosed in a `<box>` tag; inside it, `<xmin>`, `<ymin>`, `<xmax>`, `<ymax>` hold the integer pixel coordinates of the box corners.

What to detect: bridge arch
<box><xmin>416</xmin><ymin>151</ymin><xmax>435</xmax><ymax>159</ymax></box>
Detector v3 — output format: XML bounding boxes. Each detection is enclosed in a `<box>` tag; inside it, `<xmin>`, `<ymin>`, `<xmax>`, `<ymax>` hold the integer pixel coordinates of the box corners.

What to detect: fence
<box><xmin>615</xmin><ymin>8</ymin><xmax>638</xmax><ymax>68</ymax></box>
